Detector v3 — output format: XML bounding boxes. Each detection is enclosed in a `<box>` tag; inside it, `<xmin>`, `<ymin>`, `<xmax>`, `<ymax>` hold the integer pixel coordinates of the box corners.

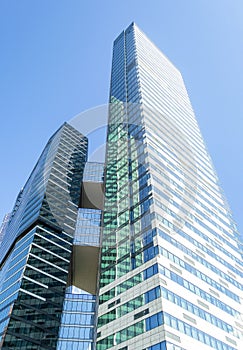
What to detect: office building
<box><xmin>0</xmin><ymin>22</ymin><xmax>242</xmax><ymax>350</ymax></box>
<box><xmin>96</xmin><ymin>23</ymin><xmax>242</xmax><ymax>350</ymax></box>
<box><xmin>0</xmin><ymin>123</ymin><xmax>88</xmax><ymax>348</ymax></box>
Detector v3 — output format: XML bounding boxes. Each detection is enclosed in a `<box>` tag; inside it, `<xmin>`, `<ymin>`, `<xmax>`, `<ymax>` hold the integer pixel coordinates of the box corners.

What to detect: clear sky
<box><xmin>0</xmin><ymin>0</ymin><xmax>242</xmax><ymax>235</ymax></box>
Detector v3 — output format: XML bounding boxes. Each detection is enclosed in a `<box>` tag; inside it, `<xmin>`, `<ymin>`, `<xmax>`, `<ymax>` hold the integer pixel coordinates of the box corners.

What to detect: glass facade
<box><xmin>0</xmin><ymin>123</ymin><xmax>88</xmax><ymax>349</ymax></box>
<box><xmin>97</xmin><ymin>23</ymin><xmax>243</xmax><ymax>350</ymax></box>
<box><xmin>0</xmin><ymin>213</ymin><xmax>10</xmax><ymax>247</ymax></box>
<box><xmin>57</xmin><ymin>162</ymin><xmax>104</xmax><ymax>350</ymax></box>
<box><xmin>57</xmin><ymin>287</ymin><xmax>96</xmax><ymax>350</ymax></box>
<box><xmin>83</xmin><ymin>162</ymin><xmax>104</xmax><ymax>183</ymax></box>
<box><xmin>74</xmin><ymin>208</ymin><xmax>101</xmax><ymax>246</ymax></box>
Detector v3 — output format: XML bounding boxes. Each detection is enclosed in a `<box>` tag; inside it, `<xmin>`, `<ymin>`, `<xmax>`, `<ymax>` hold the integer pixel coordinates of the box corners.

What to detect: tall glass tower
<box><xmin>96</xmin><ymin>23</ymin><xmax>242</xmax><ymax>350</ymax></box>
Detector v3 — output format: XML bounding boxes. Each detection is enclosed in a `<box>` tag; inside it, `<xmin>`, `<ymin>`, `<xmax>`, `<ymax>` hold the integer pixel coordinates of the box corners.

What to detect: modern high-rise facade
<box><xmin>57</xmin><ymin>161</ymin><xmax>104</xmax><ymax>350</ymax></box>
<box><xmin>0</xmin><ymin>22</ymin><xmax>242</xmax><ymax>350</ymax></box>
<box><xmin>0</xmin><ymin>123</ymin><xmax>88</xmax><ymax>349</ymax></box>
<box><xmin>0</xmin><ymin>213</ymin><xmax>11</xmax><ymax>247</ymax></box>
<box><xmin>96</xmin><ymin>23</ymin><xmax>242</xmax><ymax>350</ymax></box>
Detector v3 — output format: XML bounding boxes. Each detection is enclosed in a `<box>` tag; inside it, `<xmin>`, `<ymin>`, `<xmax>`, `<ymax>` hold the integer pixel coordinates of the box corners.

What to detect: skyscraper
<box><xmin>96</xmin><ymin>23</ymin><xmax>242</xmax><ymax>350</ymax></box>
<box><xmin>0</xmin><ymin>22</ymin><xmax>242</xmax><ymax>350</ymax></box>
<box><xmin>0</xmin><ymin>123</ymin><xmax>88</xmax><ymax>348</ymax></box>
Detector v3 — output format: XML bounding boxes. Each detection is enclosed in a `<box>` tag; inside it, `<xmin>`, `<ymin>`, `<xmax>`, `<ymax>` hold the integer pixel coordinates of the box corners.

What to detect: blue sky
<box><xmin>0</xmin><ymin>0</ymin><xmax>242</xmax><ymax>234</ymax></box>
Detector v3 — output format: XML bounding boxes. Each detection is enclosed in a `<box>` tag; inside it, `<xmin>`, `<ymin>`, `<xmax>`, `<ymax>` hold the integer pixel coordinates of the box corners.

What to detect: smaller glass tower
<box><xmin>0</xmin><ymin>123</ymin><xmax>88</xmax><ymax>349</ymax></box>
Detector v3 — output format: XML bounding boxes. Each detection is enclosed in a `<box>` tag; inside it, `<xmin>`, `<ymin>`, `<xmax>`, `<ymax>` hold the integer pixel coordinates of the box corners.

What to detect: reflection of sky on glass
<box><xmin>67</xmin><ymin>286</ymin><xmax>91</xmax><ymax>295</ymax></box>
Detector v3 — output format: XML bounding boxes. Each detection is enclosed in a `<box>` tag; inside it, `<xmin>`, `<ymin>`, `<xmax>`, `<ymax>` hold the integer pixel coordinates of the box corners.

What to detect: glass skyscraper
<box><xmin>0</xmin><ymin>22</ymin><xmax>242</xmax><ymax>350</ymax></box>
<box><xmin>96</xmin><ymin>23</ymin><xmax>242</xmax><ymax>350</ymax></box>
<box><xmin>0</xmin><ymin>123</ymin><xmax>88</xmax><ymax>349</ymax></box>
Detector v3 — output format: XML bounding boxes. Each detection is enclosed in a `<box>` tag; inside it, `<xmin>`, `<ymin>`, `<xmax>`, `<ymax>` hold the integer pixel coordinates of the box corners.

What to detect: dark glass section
<box><xmin>0</xmin><ymin>123</ymin><xmax>88</xmax><ymax>349</ymax></box>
